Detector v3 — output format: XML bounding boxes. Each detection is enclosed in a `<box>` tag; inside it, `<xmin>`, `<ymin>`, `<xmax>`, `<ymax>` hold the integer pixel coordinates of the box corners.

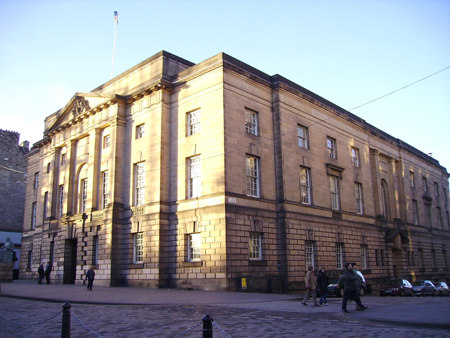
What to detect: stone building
<box><xmin>20</xmin><ymin>51</ymin><xmax>450</xmax><ymax>292</ymax></box>
<box><xmin>0</xmin><ymin>129</ymin><xmax>29</xmax><ymax>277</ymax></box>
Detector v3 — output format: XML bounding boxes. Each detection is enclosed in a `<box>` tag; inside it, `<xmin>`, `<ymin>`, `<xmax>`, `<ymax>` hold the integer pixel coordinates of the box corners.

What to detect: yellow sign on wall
<box><xmin>241</xmin><ymin>277</ymin><xmax>247</xmax><ymax>290</ymax></box>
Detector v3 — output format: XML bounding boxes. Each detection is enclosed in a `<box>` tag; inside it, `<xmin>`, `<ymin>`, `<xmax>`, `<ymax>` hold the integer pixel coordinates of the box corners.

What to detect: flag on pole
<box><xmin>114</xmin><ymin>11</ymin><xmax>119</xmax><ymax>25</ymax></box>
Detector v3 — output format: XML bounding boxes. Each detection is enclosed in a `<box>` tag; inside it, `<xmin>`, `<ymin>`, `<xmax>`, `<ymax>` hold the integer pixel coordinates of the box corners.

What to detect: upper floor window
<box><xmin>103</xmin><ymin>135</ymin><xmax>111</xmax><ymax>149</ymax></box>
<box><xmin>249</xmin><ymin>233</ymin><xmax>262</xmax><ymax>260</ymax></box>
<box><xmin>327</xmin><ymin>137</ymin><xmax>337</xmax><ymax>159</ymax></box>
<box><xmin>188</xmin><ymin>233</ymin><xmax>201</xmax><ymax>262</ymax></box>
<box><xmin>409</xmin><ymin>171</ymin><xmax>415</xmax><ymax>188</ymax></box>
<box><xmin>102</xmin><ymin>171</ymin><xmax>109</xmax><ymax>209</ymax></box>
<box><xmin>245</xmin><ymin>108</ymin><xmax>258</xmax><ymax>136</ymax></box>
<box><xmin>188</xmin><ymin>156</ymin><xmax>202</xmax><ymax>198</ymax></box>
<box><xmin>437</xmin><ymin>207</ymin><xmax>442</xmax><ymax>229</ymax></box>
<box><xmin>43</xmin><ymin>192</ymin><xmax>48</xmax><ymax>221</ymax></box>
<box><xmin>34</xmin><ymin>172</ymin><xmax>39</xmax><ymax>189</ymax></box>
<box><xmin>434</xmin><ymin>182</ymin><xmax>439</xmax><ymax>196</ymax></box>
<box><xmin>135</xmin><ymin>162</ymin><xmax>145</xmax><ymax>206</ymax></box>
<box><xmin>297</xmin><ymin>125</ymin><xmax>309</xmax><ymax>149</ymax></box>
<box><xmin>61</xmin><ymin>153</ymin><xmax>66</xmax><ymax>166</ymax></box>
<box><xmin>136</xmin><ymin>124</ymin><xmax>145</xmax><ymax>139</ymax></box>
<box><xmin>422</xmin><ymin>177</ymin><xmax>428</xmax><ymax>193</ymax></box>
<box><xmin>351</xmin><ymin>147</ymin><xmax>360</xmax><ymax>167</ymax></box>
<box><xmin>425</xmin><ymin>203</ymin><xmax>432</xmax><ymax>227</ymax></box>
<box><xmin>246</xmin><ymin>155</ymin><xmax>260</xmax><ymax>198</ymax></box>
<box><xmin>355</xmin><ymin>183</ymin><xmax>363</xmax><ymax>214</ymax></box>
<box><xmin>31</xmin><ymin>202</ymin><xmax>37</xmax><ymax>229</ymax></box>
<box><xmin>59</xmin><ymin>185</ymin><xmax>64</xmax><ymax>218</ymax></box>
<box><xmin>47</xmin><ymin>163</ymin><xmax>51</xmax><ymax>173</ymax></box>
<box><xmin>81</xmin><ymin>179</ymin><xmax>88</xmax><ymax>213</ymax></box>
<box><xmin>187</xmin><ymin>109</ymin><xmax>201</xmax><ymax>136</ymax></box>
<box><xmin>329</xmin><ymin>176</ymin><xmax>340</xmax><ymax>210</ymax></box>
<box><xmin>412</xmin><ymin>199</ymin><xmax>419</xmax><ymax>225</ymax></box>
<box><xmin>300</xmin><ymin>167</ymin><xmax>311</xmax><ymax>205</ymax></box>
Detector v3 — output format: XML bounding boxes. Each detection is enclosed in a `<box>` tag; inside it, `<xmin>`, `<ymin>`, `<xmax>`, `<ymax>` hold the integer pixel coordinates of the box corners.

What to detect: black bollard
<box><xmin>61</xmin><ymin>302</ymin><xmax>71</xmax><ymax>338</ymax></box>
<box><xmin>202</xmin><ymin>314</ymin><xmax>213</xmax><ymax>338</ymax></box>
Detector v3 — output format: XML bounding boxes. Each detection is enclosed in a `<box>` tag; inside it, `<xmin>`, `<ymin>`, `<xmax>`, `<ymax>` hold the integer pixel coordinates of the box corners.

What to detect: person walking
<box><xmin>302</xmin><ymin>265</ymin><xmax>319</xmax><ymax>307</ymax></box>
<box><xmin>317</xmin><ymin>267</ymin><xmax>329</xmax><ymax>306</ymax></box>
<box><xmin>45</xmin><ymin>262</ymin><xmax>52</xmax><ymax>284</ymax></box>
<box><xmin>86</xmin><ymin>266</ymin><xmax>96</xmax><ymax>291</ymax></box>
<box><xmin>38</xmin><ymin>262</ymin><xmax>45</xmax><ymax>284</ymax></box>
<box><xmin>341</xmin><ymin>262</ymin><xmax>368</xmax><ymax>313</ymax></box>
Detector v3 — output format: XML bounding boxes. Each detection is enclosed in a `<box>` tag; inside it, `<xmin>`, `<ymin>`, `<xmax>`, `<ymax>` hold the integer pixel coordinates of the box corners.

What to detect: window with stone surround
<box><xmin>381</xmin><ymin>180</ymin><xmax>389</xmax><ymax>218</ymax></box>
<box><xmin>329</xmin><ymin>176</ymin><xmax>340</xmax><ymax>210</ymax></box>
<box><xmin>93</xmin><ymin>236</ymin><xmax>99</xmax><ymax>265</ymax></box>
<box><xmin>305</xmin><ymin>241</ymin><xmax>316</xmax><ymax>269</ymax></box>
<box><xmin>187</xmin><ymin>109</ymin><xmax>201</xmax><ymax>136</ymax></box>
<box><xmin>136</xmin><ymin>124</ymin><xmax>145</xmax><ymax>139</ymax></box>
<box><xmin>27</xmin><ymin>247</ymin><xmax>33</xmax><ymax>270</ymax></box>
<box><xmin>81</xmin><ymin>179</ymin><xmax>88</xmax><ymax>213</ymax></box>
<box><xmin>245</xmin><ymin>108</ymin><xmax>258</xmax><ymax>136</ymax></box>
<box><xmin>434</xmin><ymin>182</ymin><xmax>439</xmax><ymax>196</ymax></box>
<box><xmin>103</xmin><ymin>135</ymin><xmax>111</xmax><ymax>149</ymax></box>
<box><xmin>31</xmin><ymin>202</ymin><xmax>37</xmax><ymax>229</ymax></box>
<box><xmin>432</xmin><ymin>249</ymin><xmax>437</xmax><ymax>269</ymax></box>
<box><xmin>135</xmin><ymin>162</ymin><xmax>145</xmax><ymax>206</ymax></box>
<box><xmin>360</xmin><ymin>245</ymin><xmax>368</xmax><ymax>269</ymax></box>
<box><xmin>355</xmin><ymin>183</ymin><xmax>363</xmax><ymax>214</ymax></box>
<box><xmin>43</xmin><ymin>192</ymin><xmax>48</xmax><ymax>222</ymax></box>
<box><xmin>335</xmin><ymin>243</ymin><xmax>344</xmax><ymax>269</ymax></box>
<box><xmin>327</xmin><ymin>137</ymin><xmax>337</xmax><ymax>159</ymax></box>
<box><xmin>437</xmin><ymin>207</ymin><xmax>442</xmax><ymax>229</ymax></box>
<box><xmin>297</xmin><ymin>125</ymin><xmax>309</xmax><ymax>149</ymax></box>
<box><xmin>58</xmin><ymin>185</ymin><xmax>64</xmax><ymax>218</ymax></box>
<box><xmin>418</xmin><ymin>249</ymin><xmax>423</xmax><ymax>268</ymax></box>
<box><xmin>249</xmin><ymin>233</ymin><xmax>262</xmax><ymax>260</ymax></box>
<box><xmin>443</xmin><ymin>250</ymin><xmax>448</xmax><ymax>270</ymax></box>
<box><xmin>351</xmin><ymin>147</ymin><xmax>360</xmax><ymax>167</ymax></box>
<box><xmin>412</xmin><ymin>200</ymin><xmax>419</xmax><ymax>225</ymax></box>
<box><xmin>133</xmin><ymin>232</ymin><xmax>143</xmax><ymax>263</ymax></box>
<box><xmin>61</xmin><ymin>153</ymin><xmax>66</xmax><ymax>166</ymax></box>
<box><xmin>246</xmin><ymin>155</ymin><xmax>260</xmax><ymax>198</ymax></box>
<box><xmin>102</xmin><ymin>171</ymin><xmax>109</xmax><ymax>209</ymax></box>
<box><xmin>425</xmin><ymin>203</ymin><xmax>432</xmax><ymax>227</ymax></box>
<box><xmin>34</xmin><ymin>172</ymin><xmax>39</xmax><ymax>189</ymax></box>
<box><xmin>409</xmin><ymin>171</ymin><xmax>415</xmax><ymax>188</ymax></box>
<box><xmin>188</xmin><ymin>233</ymin><xmax>201</xmax><ymax>262</ymax></box>
<box><xmin>188</xmin><ymin>156</ymin><xmax>201</xmax><ymax>199</ymax></box>
<box><xmin>422</xmin><ymin>177</ymin><xmax>428</xmax><ymax>193</ymax></box>
<box><xmin>300</xmin><ymin>167</ymin><xmax>311</xmax><ymax>205</ymax></box>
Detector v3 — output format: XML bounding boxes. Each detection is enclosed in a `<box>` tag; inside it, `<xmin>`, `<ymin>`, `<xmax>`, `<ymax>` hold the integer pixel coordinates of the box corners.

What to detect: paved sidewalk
<box><xmin>1</xmin><ymin>280</ymin><xmax>449</xmax><ymax>330</ymax></box>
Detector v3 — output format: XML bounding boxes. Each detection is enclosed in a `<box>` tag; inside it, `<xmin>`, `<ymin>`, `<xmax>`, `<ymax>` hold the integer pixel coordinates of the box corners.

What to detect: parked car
<box><xmin>412</xmin><ymin>280</ymin><xmax>436</xmax><ymax>296</ymax></box>
<box><xmin>379</xmin><ymin>279</ymin><xmax>413</xmax><ymax>297</ymax></box>
<box><xmin>324</xmin><ymin>271</ymin><xmax>366</xmax><ymax>297</ymax></box>
<box><xmin>435</xmin><ymin>282</ymin><xmax>450</xmax><ymax>297</ymax></box>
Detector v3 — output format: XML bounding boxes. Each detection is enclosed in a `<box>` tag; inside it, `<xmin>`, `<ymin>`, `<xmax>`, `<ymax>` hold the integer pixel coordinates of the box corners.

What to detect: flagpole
<box><xmin>111</xmin><ymin>11</ymin><xmax>118</xmax><ymax>79</ymax></box>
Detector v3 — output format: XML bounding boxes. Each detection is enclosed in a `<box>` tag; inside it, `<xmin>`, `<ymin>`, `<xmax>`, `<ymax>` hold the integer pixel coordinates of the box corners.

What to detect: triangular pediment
<box><xmin>44</xmin><ymin>93</ymin><xmax>116</xmax><ymax>134</ymax></box>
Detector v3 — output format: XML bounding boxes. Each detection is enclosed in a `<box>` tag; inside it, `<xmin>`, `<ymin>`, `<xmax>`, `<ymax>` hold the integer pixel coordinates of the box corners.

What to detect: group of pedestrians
<box><xmin>37</xmin><ymin>263</ymin><xmax>96</xmax><ymax>291</ymax></box>
<box><xmin>302</xmin><ymin>262</ymin><xmax>368</xmax><ymax>313</ymax></box>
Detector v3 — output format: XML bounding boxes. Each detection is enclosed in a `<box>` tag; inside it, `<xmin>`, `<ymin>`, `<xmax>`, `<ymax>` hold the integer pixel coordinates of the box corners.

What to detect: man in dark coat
<box><xmin>45</xmin><ymin>262</ymin><xmax>52</xmax><ymax>284</ymax></box>
<box><xmin>317</xmin><ymin>267</ymin><xmax>329</xmax><ymax>306</ymax></box>
<box><xmin>341</xmin><ymin>262</ymin><xmax>368</xmax><ymax>313</ymax></box>
<box><xmin>38</xmin><ymin>262</ymin><xmax>45</xmax><ymax>284</ymax></box>
<box><xmin>86</xmin><ymin>266</ymin><xmax>96</xmax><ymax>291</ymax></box>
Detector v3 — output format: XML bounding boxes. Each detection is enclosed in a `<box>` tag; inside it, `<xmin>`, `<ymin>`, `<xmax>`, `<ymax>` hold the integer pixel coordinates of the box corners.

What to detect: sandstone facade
<box><xmin>19</xmin><ymin>51</ymin><xmax>450</xmax><ymax>292</ymax></box>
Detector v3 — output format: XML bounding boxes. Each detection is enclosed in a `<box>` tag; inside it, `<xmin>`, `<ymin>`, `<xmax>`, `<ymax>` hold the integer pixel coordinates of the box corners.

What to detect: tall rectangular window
<box><xmin>246</xmin><ymin>156</ymin><xmax>260</xmax><ymax>198</ymax></box>
<box><xmin>355</xmin><ymin>183</ymin><xmax>363</xmax><ymax>214</ymax></box>
<box><xmin>434</xmin><ymin>182</ymin><xmax>439</xmax><ymax>196</ymax></box>
<box><xmin>335</xmin><ymin>243</ymin><xmax>344</xmax><ymax>269</ymax></box>
<box><xmin>412</xmin><ymin>200</ymin><xmax>419</xmax><ymax>225</ymax></box>
<box><xmin>249</xmin><ymin>233</ymin><xmax>262</xmax><ymax>260</ymax></box>
<box><xmin>34</xmin><ymin>172</ymin><xmax>39</xmax><ymax>189</ymax></box>
<box><xmin>187</xmin><ymin>109</ymin><xmax>201</xmax><ymax>136</ymax></box>
<box><xmin>61</xmin><ymin>153</ymin><xmax>66</xmax><ymax>166</ymax></box>
<box><xmin>361</xmin><ymin>245</ymin><xmax>368</xmax><ymax>269</ymax></box>
<box><xmin>327</xmin><ymin>137</ymin><xmax>336</xmax><ymax>159</ymax></box>
<box><xmin>425</xmin><ymin>204</ymin><xmax>432</xmax><ymax>227</ymax></box>
<box><xmin>27</xmin><ymin>248</ymin><xmax>33</xmax><ymax>270</ymax></box>
<box><xmin>49</xmin><ymin>241</ymin><xmax>55</xmax><ymax>264</ymax></box>
<box><xmin>102</xmin><ymin>171</ymin><xmax>109</xmax><ymax>209</ymax></box>
<box><xmin>305</xmin><ymin>241</ymin><xmax>316</xmax><ymax>269</ymax></box>
<box><xmin>43</xmin><ymin>192</ymin><xmax>48</xmax><ymax>221</ymax></box>
<box><xmin>409</xmin><ymin>171</ymin><xmax>415</xmax><ymax>188</ymax></box>
<box><xmin>437</xmin><ymin>207</ymin><xmax>442</xmax><ymax>229</ymax></box>
<box><xmin>300</xmin><ymin>167</ymin><xmax>311</xmax><ymax>205</ymax></box>
<box><xmin>103</xmin><ymin>135</ymin><xmax>111</xmax><ymax>149</ymax></box>
<box><xmin>133</xmin><ymin>232</ymin><xmax>143</xmax><ymax>263</ymax></box>
<box><xmin>351</xmin><ymin>147</ymin><xmax>360</xmax><ymax>167</ymax></box>
<box><xmin>81</xmin><ymin>179</ymin><xmax>88</xmax><ymax>213</ymax></box>
<box><xmin>135</xmin><ymin>162</ymin><xmax>145</xmax><ymax>206</ymax></box>
<box><xmin>330</xmin><ymin>176</ymin><xmax>339</xmax><ymax>210</ymax></box>
<box><xmin>422</xmin><ymin>177</ymin><xmax>428</xmax><ymax>193</ymax></box>
<box><xmin>31</xmin><ymin>202</ymin><xmax>37</xmax><ymax>229</ymax></box>
<box><xmin>59</xmin><ymin>185</ymin><xmax>64</xmax><ymax>218</ymax></box>
<box><xmin>93</xmin><ymin>236</ymin><xmax>99</xmax><ymax>265</ymax></box>
<box><xmin>418</xmin><ymin>249</ymin><xmax>423</xmax><ymax>268</ymax></box>
<box><xmin>245</xmin><ymin>109</ymin><xmax>258</xmax><ymax>136</ymax></box>
<box><xmin>136</xmin><ymin>124</ymin><xmax>145</xmax><ymax>139</ymax></box>
<box><xmin>297</xmin><ymin>125</ymin><xmax>308</xmax><ymax>149</ymax></box>
<box><xmin>432</xmin><ymin>249</ymin><xmax>437</xmax><ymax>269</ymax></box>
<box><xmin>443</xmin><ymin>250</ymin><xmax>448</xmax><ymax>270</ymax></box>
<box><xmin>188</xmin><ymin>156</ymin><xmax>201</xmax><ymax>198</ymax></box>
<box><xmin>188</xmin><ymin>233</ymin><xmax>201</xmax><ymax>262</ymax></box>
<box><xmin>375</xmin><ymin>249</ymin><xmax>380</xmax><ymax>266</ymax></box>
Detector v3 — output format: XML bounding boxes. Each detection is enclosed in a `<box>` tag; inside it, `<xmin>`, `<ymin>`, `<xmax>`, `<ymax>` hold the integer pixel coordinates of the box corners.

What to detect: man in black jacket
<box><xmin>341</xmin><ymin>262</ymin><xmax>368</xmax><ymax>313</ymax></box>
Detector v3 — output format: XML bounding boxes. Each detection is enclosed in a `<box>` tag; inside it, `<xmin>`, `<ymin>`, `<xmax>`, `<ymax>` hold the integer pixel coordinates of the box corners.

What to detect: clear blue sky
<box><xmin>1</xmin><ymin>0</ymin><xmax>449</xmax><ymax>171</ymax></box>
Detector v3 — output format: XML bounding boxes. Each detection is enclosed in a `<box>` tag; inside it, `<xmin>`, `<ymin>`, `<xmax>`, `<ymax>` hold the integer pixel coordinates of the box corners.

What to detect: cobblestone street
<box><xmin>1</xmin><ymin>297</ymin><xmax>450</xmax><ymax>338</ymax></box>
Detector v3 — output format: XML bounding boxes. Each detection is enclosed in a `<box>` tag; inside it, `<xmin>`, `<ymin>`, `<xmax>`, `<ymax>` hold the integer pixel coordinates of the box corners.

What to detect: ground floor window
<box><xmin>133</xmin><ymin>232</ymin><xmax>143</xmax><ymax>263</ymax></box>
<box><xmin>188</xmin><ymin>233</ymin><xmax>201</xmax><ymax>262</ymax></box>
<box><xmin>249</xmin><ymin>233</ymin><xmax>262</xmax><ymax>260</ymax></box>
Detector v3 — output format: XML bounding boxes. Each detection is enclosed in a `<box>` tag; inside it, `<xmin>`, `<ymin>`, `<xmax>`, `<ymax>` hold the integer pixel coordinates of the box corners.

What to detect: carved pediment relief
<box><xmin>71</xmin><ymin>98</ymin><xmax>90</xmax><ymax>118</ymax></box>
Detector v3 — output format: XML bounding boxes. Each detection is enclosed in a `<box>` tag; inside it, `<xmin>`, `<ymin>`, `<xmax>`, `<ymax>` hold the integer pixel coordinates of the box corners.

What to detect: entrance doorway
<box><xmin>63</xmin><ymin>239</ymin><xmax>77</xmax><ymax>284</ymax></box>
